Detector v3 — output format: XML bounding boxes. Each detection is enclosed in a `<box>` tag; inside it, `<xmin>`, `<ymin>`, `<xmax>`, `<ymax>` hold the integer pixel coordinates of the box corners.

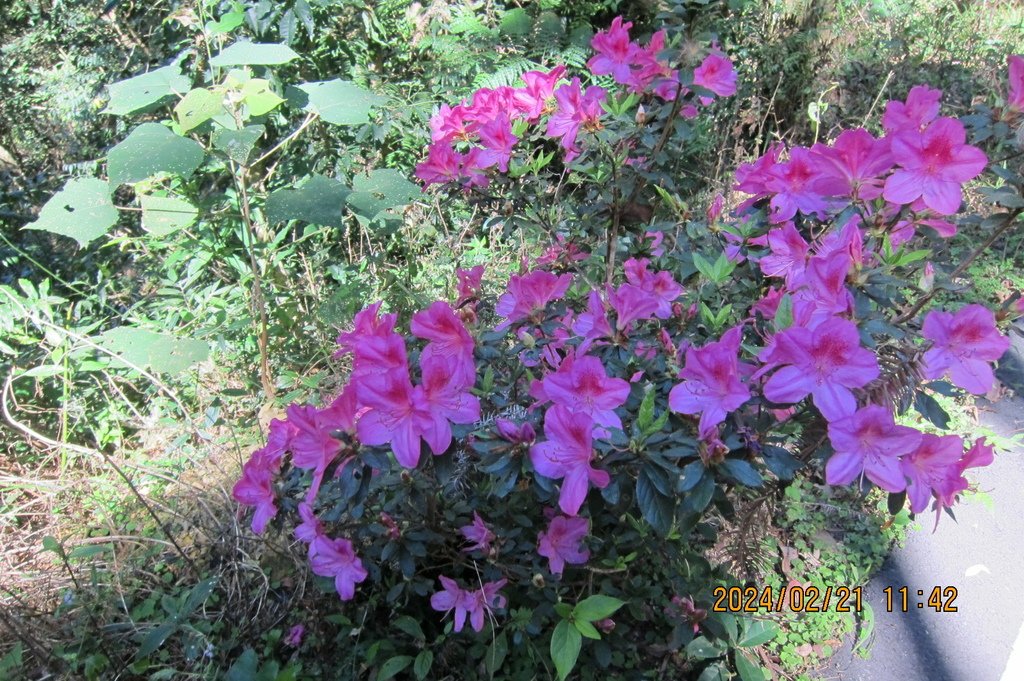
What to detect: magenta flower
<box><xmin>607</xmin><ymin>282</ymin><xmax>660</xmax><ymax>332</ymax></box>
<box><xmin>825</xmin><ymin>406</ymin><xmax>922</xmax><ymax>492</ymax></box>
<box><xmin>287</xmin><ymin>403</ymin><xmax>344</xmax><ymax>502</ymax></box>
<box><xmin>587</xmin><ymin>16</ymin><xmax>637</xmax><ymax>84</ymax></box>
<box><xmin>669</xmin><ymin>326</ymin><xmax>751</xmax><ymax>437</ymax></box>
<box><xmin>542</xmin><ymin>354</ymin><xmax>629</xmax><ymax>430</ymax></box>
<box><xmin>921</xmin><ymin>304</ymin><xmax>1010</xmax><ymax>394</ymax></box>
<box><xmin>513</xmin><ymin>66</ymin><xmax>566</xmax><ymax>121</ymax></box>
<box><xmin>758</xmin><ymin>221</ymin><xmax>809</xmax><ymax>285</ymax></box>
<box><xmin>882</xmin><ymin>85</ymin><xmax>942</xmax><ymax>133</ymax></box>
<box><xmin>309</xmin><ymin>535</ymin><xmax>368</xmax><ymax>601</ymax></box>
<box><xmin>546</xmin><ymin>78</ymin><xmax>606</xmax><ymax>160</ymax></box>
<box><xmin>766</xmin><ymin>147</ymin><xmax>830</xmax><ymax>222</ymax></box>
<box><xmin>475</xmin><ymin>116</ymin><xmax>518</xmax><ymax>172</ymax></box>
<box><xmin>573</xmin><ymin>290</ymin><xmax>614</xmax><ymax>352</ymax></box>
<box><xmin>429</xmin><ymin>103</ymin><xmax>475</xmax><ymax>143</ymax></box>
<box><xmin>430</xmin><ymin>577</ymin><xmax>507</xmax><ymax>633</ymax></box>
<box><xmin>537</xmin><ymin>515</ymin><xmax>590</xmax><ymax>576</ymax></box>
<box><xmin>414</xmin><ymin>352</ymin><xmax>482</xmax><ymax>454</ymax></box>
<box><xmin>901</xmin><ymin>433</ymin><xmax>965</xmax><ymax>513</ymax></box>
<box><xmin>812</xmin><ymin>128</ymin><xmax>893</xmax><ymax>201</ymax></box>
<box><xmin>411</xmin><ymin>301</ymin><xmax>476</xmax><ymax>384</ymax></box>
<box><xmin>960</xmin><ymin>437</ymin><xmax>995</xmax><ymax>472</ymax></box>
<box><xmin>623</xmin><ymin>258</ymin><xmax>683</xmax><ymax>318</ymax></box>
<box><xmin>495</xmin><ymin>270</ymin><xmax>573</xmax><ymax>331</ymax></box>
<box><xmin>530</xmin><ymin>405</ymin><xmax>610</xmax><ymax>516</ymax></box>
<box><xmin>882</xmin><ymin>117</ymin><xmax>987</xmax><ymax>215</ymax></box>
<box><xmin>415</xmin><ymin>142</ymin><xmax>462</xmax><ymax>186</ymax></box>
<box><xmin>335</xmin><ymin>301</ymin><xmax>397</xmax><ymax>358</ymax></box>
<box><xmin>460</xmin><ymin>511</ymin><xmax>496</xmax><ymax>553</ymax></box>
<box><xmin>693</xmin><ymin>53</ymin><xmax>737</xmax><ymax>98</ymax></box>
<box><xmin>356</xmin><ymin>372</ymin><xmax>421</xmax><ymax>467</ymax></box>
<box><xmin>495</xmin><ymin>418</ymin><xmax>536</xmax><ymax>444</ymax></box>
<box><xmin>232</xmin><ymin>452</ymin><xmax>278</xmax><ymax>534</ymax></box>
<box><xmin>284</xmin><ymin>624</ymin><xmax>305</xmax><ymax>647</ymax></box>
<box><xmin>456</xmin><ymin>265</ymin><xmax>484</xmax><ymax>307</ymax></box>
<box><xmin>792</xmin><ymin>251</ymin><xmax>854</xmax><ymax>324</ymax></box>
<box><xmin>631</xmin><ymin>30</ymin><xmax>675</xmax><ymax>95</ymax></box>
<box><xmin>762</xmin><ymin>317</ymin><xmax>880</xmax><ymax>421</ymax></box>
<box><xmin>1010</xmin><ymin>55</ymin><xmax>1024</xmax><ymax>111</ymax></box>
<box><xmin>295</xmin><ymin>502</ymin><xmax>325</xmax><ymax>544</ymax></box>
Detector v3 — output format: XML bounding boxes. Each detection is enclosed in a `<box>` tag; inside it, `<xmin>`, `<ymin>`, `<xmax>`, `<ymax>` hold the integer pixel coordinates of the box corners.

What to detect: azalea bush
<box><xmin>233</xmin><ymin>14</ymin><xmax>1024</xmax><ymax>680</ymax></box>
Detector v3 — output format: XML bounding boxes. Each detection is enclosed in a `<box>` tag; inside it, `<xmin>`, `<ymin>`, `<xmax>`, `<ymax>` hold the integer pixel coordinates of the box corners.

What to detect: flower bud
<box><xmin>519</xmin><ymin>330</ymin><xmax>536</xmax><ymax>348</ymax></box>
<box><xmin>596</xmin><ymin>618</ymin><xmax>616</xmax><ymax>634</ymax></box>
<box><xmin>532</xmin><ymin>573</ymin><xmax>546</xmax><ymax>589</ymax></box>
<box><xmin>918</xmin><ymin>262</ymin><xmax>934</xmax><ymax>293</ymax></box>
<box><xmin>635</xmin><ymin>104</ymin><xmax>647</xmax><ymax>125</ymax></box>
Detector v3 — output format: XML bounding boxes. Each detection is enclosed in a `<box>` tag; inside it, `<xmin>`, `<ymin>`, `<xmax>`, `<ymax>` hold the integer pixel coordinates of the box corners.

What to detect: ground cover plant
<box><xmin>3</xmin><ymin>1</ymin><xmax>1024</xmax><ymax>680</ymax></box>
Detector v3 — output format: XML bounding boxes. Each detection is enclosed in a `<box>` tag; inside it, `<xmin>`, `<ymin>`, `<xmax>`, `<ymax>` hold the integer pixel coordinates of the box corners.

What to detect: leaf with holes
<box><xmin>210</xmin><ymin>42</ymin><xmax>299</xmax><ymax>67</ymax></box>
<box><xmin>25</xmin><ymin>178</ymin><xmax>117</xmax><ymax>247</ymax></box>
<box><xmin>140</xmin><ymin>195</ymin><xmax>198</xmax><ymax>236</ymax></box>
<box><xmin>347</xmin><ymin>169</ymin><xmax>419</xmax><ymax>222</ymax></box>
<box><xmin>213</xmin><ymin>125</ymin><xmax>265</xmax><ymax>165</ymax></box>
<box><xmin>103</xmin><ymin>63</ymin><xmax>191</xmax><ymax>116</ymax></box>
<box><xmin>292</xmin><ymin>79</ymin><xmax>387</xmax><ymax>126</ymax></box>
<box><xmin>174</xmin><ymin>88</ymin><xmax>225</xmax><ymax>132</ymax></box>
<box><xmin>108</xmin><ymin>123</ymin><xmax>205</xmax><ymax>186</ymax></box>
<box><xmin>93</xmin><ymin>327</ymin><xmax>209</xmax><ymax>376</ymax></box>
<box><xmin>266</xmin><ymin>175</ymin><xmax>350</xmax><ymax>228</ymax></box>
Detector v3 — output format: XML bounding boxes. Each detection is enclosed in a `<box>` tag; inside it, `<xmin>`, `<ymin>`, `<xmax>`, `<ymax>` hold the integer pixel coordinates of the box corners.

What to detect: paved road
<box><xmin>820</xmin><ymin>394</ymin><xmax>1024</xmax><ymax>681</ymax></box>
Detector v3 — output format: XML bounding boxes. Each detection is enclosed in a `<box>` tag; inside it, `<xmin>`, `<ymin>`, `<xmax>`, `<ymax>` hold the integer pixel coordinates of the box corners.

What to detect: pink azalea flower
<box><xmin>960</xmin><ymin>437</ymin><xmax>995</xmax><ymax>472</ymax></box>
<box><xmin>535</xmin><ymin>234</ymin><xmax>589</xmax><ymax>267</ymax></box>
<box><xmin>645</xmin><ymin>230</ymin><xmax>667</xmax><ymax>256</ymax></box>
<box><xmin>232</xmin><ymin>452</ymin><xmax>278</xmax><ymax>534</ymax></box>
<box><xmin>693</xmin><ymin>53</ymin><xmax>737</xmax><ymax>98</ymax></box>
<box><xmin>495</xmin><ymin>418</ymin><xmax>536</xmax><ymax>444</ymax></box>
<box><xmin>588</xmin><ymin>16</ymin><xmax>638</xmax><ymax>84</ymax></box>
<box><xmin>430</xmin><ymin>577</ymin><xmax>507</xmax><ymax>633</ymax></box>
<box><xmin>882</xmin><ymin>85</ymin><xmax>942</xmax><ymax>133</ymax></box>
<box><xmin>623</xmin><ymin>258</ymin><xmax>683</xmax><ymax>318</ymax></box>
<box><xmin>921</xmin><ymin>304</ymin><xmax>1010</xmax><ymax>394</ymax></box>
<box><xmin>459</xmin><ymin>148</ymin><xmax>490</xmax><ymax>188</ymax></box>
<box><xmin>758</xmin><ymin>221</ymin><xmax>809</xmax><ymax>285</ymax></box>
<box><xmin>295</xmin><ymin>502</ymin><xmax>325</xmax><ymax>544</ymax></box>
<box><xmin>762</xmin><ymin>316</ymin><xmax>880</xmax><ymax>421</ymax></box>
<box><xmin>573</xmin><ymin>290</ymin><xmax>614</xmax><ymax>352</ymax></box>
<box><xmin>631</xmin><ymin>30</ymin><xmax>675</xmax><ymax>95</ymax></box>
<box><xmin>669</xmin><ymin>325</ymin><xmax>751</xmax><ymax>437</ymax></box>
<box><xmin>751</xmin><ymin>286</ymin><xmax>786</xmax><ymax>319</ymax></box>
<box><xmin>413</xmin><ymin>353</ymin><xmax>481</xmax><ymax>456</ymax></box>
<box><xmin>495</xmin><ymin>270</ymin><xmax>573</xmax><ymax>331</ymax></box>
<box><xmin>546</xmin><ymin>78</ymin><xmax>606</xmax><ymax>160</ymax></box>
<box><xmin>541</xmin><ymin>354</ymin><xmax>630</xmax><ymax>430</ymax></box>
<box><xmin>735</xmin><ymin>143</ymin><xmax>783</xmax><ymax>208</ymax></box>
<box><xmin>309</xmin><ymin>535</ymin><xmax>368</xmax><ymax>601</ymax></box>
<box><xmin>537</xmin><ymin>515</ymin><xmax>590</xmax><ymax>576</ymax></box>
<box><xmin>513</xmin><ymin>66</ymin><xmax>566</xmax><ymax>121</ymax></box>
<box><xmin>825</xmin><ymin>405</ymin><xmax>922</xmax><ymax>492</ymax></box>
<box><xmin>430</xmin><ymin>103</ymin><xmax>476</xmax><ymax>143</ymax></box>
<box><xmin>460</xmin><ymin>511</ymin><xmax>496</xmax><ymax>553</ymax></box>
<box><xmin>415</xmin><ymin>142</ymin><xmax>462</xmax><ymax>186</ymax></box>
<box><xmin>335</xmin><ymin>301</ymin><xmax>397</xmax><ymax>358</ymax></box>
<box><xmin>882</xmin><ymin>117</ymin><xmax>987</xmax><ymax>215</ymax></box>
<box><xmin>812</xmin><ymin>128</ymin><xmax>894</xmax><ymax>201</ymax></box>
<box><xmin>901</xmin><ymin>433</ymin><xmax>965</xmax><ymax>513</ymax></box>
<box><xmin>607</xmin><ymin>283</ymin><xmax>660</xmax><ymax>332</ymax></box>
<box><xmin>261</xmin><ymin>418</ymin><xmax>295</xmax><ymax>469</ymax></box>
<box><xmin>707</xmin><ymin>194</ymin><xmax>725</xmax><ymax>224</ymax></box>
<box><xmin>475</xmin><ymin>116</ymin><xmax>518</xmax><ymax>172</ymax></box>
<box><xmin>1009</xmin><ymin>55</ymin><xmax>1024</xmax><ymax>111</ymax></box>
<box><xmin>357</xmin><ymin>371</ymin><xmax>422</xmax><ymax>467</ymax></box>
<box><xmin>766</xmin><ymin>147</ymin><xmax>831</xmax><ymax>222</ymax></box>
<box><xmin>287</xmin><ymin>403</ymin><xmax>344</xmax><ymax>501</ymax></box>
<box><xmin>465</xmin><ymin>87</ymin><xmax>517</xmax><ymax>125</ymax></box>
<box><xmin>411</xmin><ymin>301</ymin><xmax>476</xmax><ymax>385</ymax></box>
<box><xmin>530</xmin><ymin>405</ymin><xmax>610</xmax><ymax>516</ymax></box>
<box><xmin>792</xmin><ymin>251</ymin><xmax>854</xmax><ymax>323</ymax></box>
<box><xmin>456</xmin><ymin>265</ymin><xmax>484</xmax><ymax>307</ymax></box>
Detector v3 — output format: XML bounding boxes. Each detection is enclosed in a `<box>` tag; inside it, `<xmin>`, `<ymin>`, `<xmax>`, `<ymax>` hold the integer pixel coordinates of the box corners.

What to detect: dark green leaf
<box><xmin>760</xmin><ymin>446</ymin><xmax>802</xmax><ymax>480</ymax></box>
<box><xmin>414</xmin><ymin>650</ymin><xmax>433</xmax><ymax>680</ymax></box>
<box><xmin>93</xmin><ymin>327</ymin><xmax>210</xmax><ymax>376</ymax></box>
<box><xmin>636</xmin><ymin>469</ymin><xmax>674</xmax><ymax>536</ymax></box>
<box><xmin>347</xmin><ymin>169</ymin><xmax>419</xmax><ymax>221</ymax></box>
<box><xmin>140</xmin><ymin>195</ymin><xmax>198</xmax><ymax>236</ymax></box>
<box><xmin>913</xmin><ymin>390</ymin><xmax>950</xmax><ymax>429</ymax></box>
<box><xmin>551</xmin><ymin>620</ymin><xmax>582</xmax><ymax>681</ymax></box>
<box><xmin>225</xmin><ymin>649</ymin><xmax>259</xmax><ymax>681</ymax></box>
<box><xmin>265</xmin><ymin>175</ymin><xmax>350</xmax><ymax>227</ymax></box>
<box><xmin>734</xmin><ymin>650</ymin><xmax>766</xmax><ymax>681</ymax></box>
<box><xmin>108</xmin><ymin>123</ymin><xmax>204</xmax><ymax>186</ymax></box>
<box><xmin>738</xmin><ymin>620</ymin><xmax>779</xmax><ymax>647</ymax></box>
<box><xmin>887</xmin><ymin>490</ymin><xmax>907</xmax><ymax>516</ymax></box>
<box><xmin>573</xmin><ymin>595</ymin><xmax>625</xmax><ymax>622</ymax></box>
<box><xmin>685</xmin><ymin>636</ymin><xmax>724</xmax><ymax>659</ymax></box>
<box><xmin>292</xmin><ymin>79</ymin><xmax>387</xmax><ymax>126</ymax></box>
<box><xmin>720</xmin><ymin>459</ymin><xmax>763</xmax><ymax>487</ymax></box>
<box><xmin>376</xmin><ymin>655</ymin><xmax>412</xmax><ymax>681</ymax></box>
<box><xmin>392</xmin><ymin>615</ymin><xmax>425</xmax><ymax>640</ymax></box>
<box><xmin>697</xmin><ymin>662</ymin><xmax>727</xmax><ymax>681</ymax></box>
<box><xmin>103</xmin><ymin>63</ymin><xmax>190</xmax><ymax>116</ymax></box>
<box><xmin>136</xmin><ymin>622</ymin><xmax>177</xmax><ymax>659</ymax></box>
<box><xmin>485</xmin><ymin>632</ymin><xmax>508</xmax><ymax>676</ymax></box>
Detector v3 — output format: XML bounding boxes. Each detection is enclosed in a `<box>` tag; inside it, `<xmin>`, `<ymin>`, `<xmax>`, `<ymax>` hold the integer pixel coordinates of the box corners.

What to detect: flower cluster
<box><xmin>415</xmin><ymin>18</ymin><xmax>736</xmax><ymax>183</ymax></box>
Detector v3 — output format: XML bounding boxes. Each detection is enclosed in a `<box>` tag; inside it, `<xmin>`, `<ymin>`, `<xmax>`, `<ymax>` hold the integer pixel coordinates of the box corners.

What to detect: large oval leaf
<box><xmin>25</xmin><ymin>178</ymin><xmax>117</xmax><ymax>247</ymax></box>
<box><xmin>108</xmin><ymin>123</ymin><xmax>205</xmax><ymax>186</ymax></box>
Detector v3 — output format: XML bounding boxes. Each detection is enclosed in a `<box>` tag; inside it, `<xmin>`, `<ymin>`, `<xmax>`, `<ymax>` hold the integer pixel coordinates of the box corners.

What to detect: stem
<box><xmin>233</xmin><ymin>164</ymin><xmax>276</xmax><ymax>399</ymax></box>
<box><xmin>607</xmin><ymin>171</ymin><xmax>622</xmax><ymax>287</ymax></box>
<box><xmin>895</xmin><ymin>207</ymin><xmax>1023</xmax><ymax>324</ymax></box>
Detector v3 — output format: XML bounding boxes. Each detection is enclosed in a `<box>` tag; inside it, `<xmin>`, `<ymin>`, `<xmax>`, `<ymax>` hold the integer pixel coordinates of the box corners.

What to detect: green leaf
<box><xmin>41</xmin><ymin>535</ymin><xmax>63</xmax><ymax>555</ymax></box>
<box><xmin>734</xmin><ymin>650</ymin><xmax>766</xmax><ymax>681</ymax></box>
<box><xmin>108</xmin><ymin>123</ymin><xmax>204</xmax><ymax>186</ymax></box>
<box><xmin>413</xmin><ymin>650</ymin><xmax>433</xmax><ymax>680</ymax></box>
<box><xmin>347</xmin><ymin>169</ymin><xmax>419</xmax><ymax>221</ymax></box>
<box><xmin>174</xmin><ymin>88</ymin><xmax>225</xmax><ymax>132</ymax></box>
<box><xmin>913</xmin><ymin>390</ymin><xmax>950</xmax><ymax>429</ymax></box>
<box><xmin>25</xmin><ymin>178</ymin><xmax>117</xmax><ymax>247</ymax></box>
<box><xmin>760</xmin><ymin>445</ymin><xmax>802</xmax><ymax>480</ymax></box>
<box><xmin>573</xmin><ymin>595</ymin><xmax>625</xmax><ymax>622</ymax></box>
<box><xmin>241</xmin><ymin>79</ymin><xmax>285</xmax><ymax>117</ymax></box>
<box><xmin>574</xmin><ymin>619</ymin><xmax>601</xmax><ymax>640</ymax></box>
<box><xmin>738</xmin><ymin>620</ymin><xmax>779</xmax><ymax>647</ymax></box>
<box><xmin>140</xmin><ymin>195</ymin><xmax>198</xmax><ymax>236</ymax></box>
<box><xmin>692</xmin><ymin>252</ymin><xmax>714</xmax><ymax>281</ymax></box>
<box><xmin>720</xmin><ymin>459</ymin><xmax>764</xmax><ymax>487</ymax></box>
<box><xmin>181</xmin><ymin>577</ymin><xmax>217</xmax><ymax>617</ymax></box>
<box><xmin>774</xmin><ymin>293</ymin><xmax>794</xmax><ymax>329</ymax></box>
<box><xmin>637</xmin><ymin>387</ymin><xmax>656</xmax><ymax>432</ymax></box>
<box><xmin>678</xmin><ymin>460</ymin><xmax>706</xmax><ymax>492</ymax></box>
<box><xmin>499</xmin><ymin>8</ymin><xmax>532</xmax><ymax>35</ymax></box>
<box><xmin>210</xmin><ymin>42</ymin><xmax>299</xmax><ymax>67</ymax></box>
<box><xmin>103</xmin><ymin>63</ymin><xmax>191</xmax><ymax>116</ymax></box>
<box><xmin>485</xmin><ymin>631</ymin><xmax>508</xmax><ymax>676</ymax></box>
<box><xmin>225</xmin><ymin>649</ymin><xmax>259</xmax><ymax>681</ymax></box>
<box><xmin>376</xmin><ymin>655</ymin><xmax>413</xmax><ymax>681</ymax></box>
<box><xmin>212</xmin><ymin>125</ymin><xmax>265</xmax><ymax>165</ymax></box>
<box><xmin>206</xmin><ymin>11</ymin><xmax>245</xmax><ymax>36</ymax></box>
<box><xmin>636</xmin><ymin>468</ymin><xmax>674</xmax><ymax>536</ymax></box>
<box><xmin>697</xmin><ymin>662</ymin><xmax>727</xmax><ymax>681</ymax></box>
<box><xmin>20</xmin><ymin>364</ymin><xmax>64</xmax><ymax>378</ymax></box>
<box><xmin>93</xmin><ymin>327</ymin><xmax>209</xmax><ymax>376</ymax></box>
<box><xmin>136</xmin><ymin>622</ymin><xmax>177</xmax><ymax>659</ymax></box>
<box><xmin>551</xmin><ymin>620</ymin><xmax>582</xmax><ymax>681</ymax></box>
<box><xmin>292</xmin><ymin>79</ymin><xmax>387</xmax><ymax>126</ymax></box>
<box><xmin>266</xmin><ymin>175</ymin><xmax>350</xmax><ymax>228</ymax></box>
<box><xmin>685</xmin><ymin>636</ymin><xmax>724</xmax><ymax>659</ymax></box>
<box><xmin>392</xmin><ymin>615</ymin><xmax>425</xmax><ymax>640</ymax></box>
<box><xmin>68</xmin><ymin>544</ymin><xmax>112</xmax><ymax>559</ymax></box>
